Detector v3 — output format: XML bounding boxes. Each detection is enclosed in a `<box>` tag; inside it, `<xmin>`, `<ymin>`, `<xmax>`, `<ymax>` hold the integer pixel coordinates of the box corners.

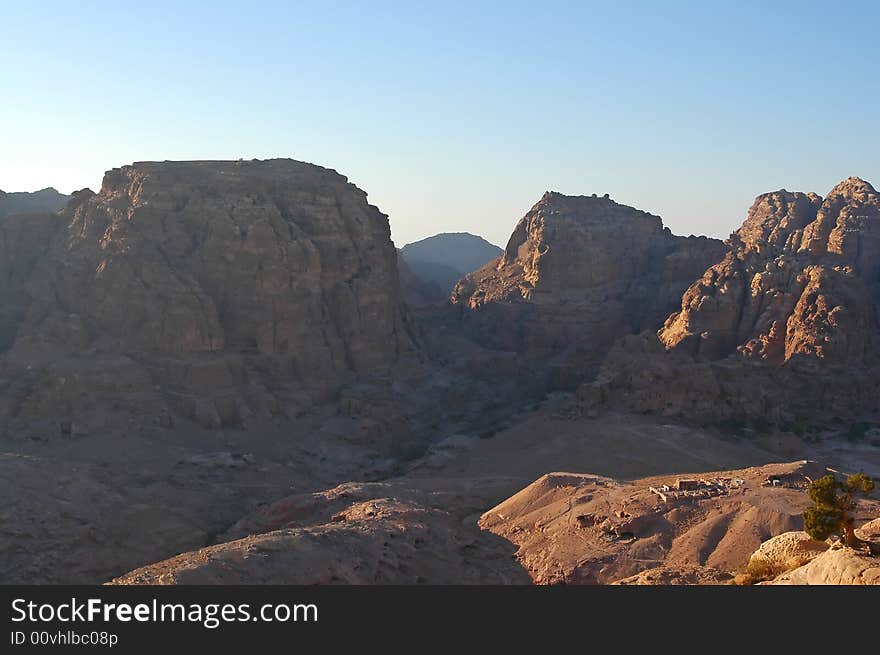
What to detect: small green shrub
<box><xmin>803</xmin><ymin>473</ymin><xmax>876</xmax><ymax>546</ymax></box>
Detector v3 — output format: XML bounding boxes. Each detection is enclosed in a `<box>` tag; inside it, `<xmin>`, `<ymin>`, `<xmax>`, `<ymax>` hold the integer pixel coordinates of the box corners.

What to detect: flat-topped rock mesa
<box><xmin>0</xmin><ymin>187</ymin><xmax>69</xmax><ymax>218</ymax></box>
<box><xmin>449</xmin><ymin>191</ymin><xmax>725</xmax><ymax>381</ymax></box>
<box><xmin>588</xmin><ymin>177</ymin><xmax>880</xmax><ymax>425</ymax></box>
<box><xmin>27</xmin><ymin>160</ymin><xmax>405</xmax><ymax>363</ymax></box>
<box><xmin>0</xmin><ymin>159</ymin><xmax>416</xmax><ymax>435</ymax></box>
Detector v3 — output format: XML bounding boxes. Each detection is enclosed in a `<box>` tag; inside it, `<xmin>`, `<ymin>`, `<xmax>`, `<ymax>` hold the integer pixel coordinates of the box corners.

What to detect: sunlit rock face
<box><xmin>449</xmin><ymin>191</ymin><xmax>725</xmax><ymax>382</ymax></box>
<box><xmin>593</xmin><ymin>178</ymin><xmax>880</xmax><ymax>425</ymax></box>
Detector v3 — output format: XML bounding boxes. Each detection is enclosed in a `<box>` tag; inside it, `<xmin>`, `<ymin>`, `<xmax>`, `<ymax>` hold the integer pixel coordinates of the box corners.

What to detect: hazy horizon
<box><xmin>2</xmin><ymin>1</ymin><xmax>878</xmax><ymax>248</ymax></box>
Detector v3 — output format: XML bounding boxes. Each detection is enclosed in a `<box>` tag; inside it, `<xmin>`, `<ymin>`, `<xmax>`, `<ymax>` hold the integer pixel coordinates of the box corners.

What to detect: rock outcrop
<box><xmin>765</xmin><ymin>545</ymin><xmax>880</xmax><ymax>584</ymax></box>
<box><xmin>747</xmin><ymin>530</ymin><xmax>829</xmax><ymax>572</ymax></box>
<box><xmin>589</xmin><ymin>178</ymin><xmax>880</xmax><ymax>425</ymax></box>
<box><xmin>856</xmin><ymin>517</ymin><xmax>880</xmax><ymax>543</ymax></box>
<box><xmin>749</xmin><ymin>519</ymin><xmax>880</xmax><ymax>584</ymax></box>
<box><xmin>449</xmin><ymin>192</ymin><xmax>725</xmax><ymax>386</ymax></box>
<box><xmin>0</xmin><ymin>159</ymin><xmax>414</xmax><ymax>436</ymax></box>
<box><xmin>0</xmin><ymin>187</ymin><xmax>68</xmax><ymax>218</ymax></box>
<box><xmin>659</xmin><ymin>178</ymin><xmax>880</xmax><ymax>363</ymax></box>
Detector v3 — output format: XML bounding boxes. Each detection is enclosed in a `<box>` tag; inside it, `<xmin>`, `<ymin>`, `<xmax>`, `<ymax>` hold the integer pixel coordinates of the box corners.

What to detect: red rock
<box><xmin>597</xmin><ymin>178</ymin><xmax>880</xmax><ymax>424</ymax></box>
<box><xmin>449</xmin><ymin>191</ymin><xmax>725</xmax><ymax>375</ymax></box>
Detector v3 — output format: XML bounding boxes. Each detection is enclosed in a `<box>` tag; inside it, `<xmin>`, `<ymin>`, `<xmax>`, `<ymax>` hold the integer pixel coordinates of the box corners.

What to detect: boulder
<box><xmin>767</xmin><ymin>546</ymin><xmax>880</xmax><ymax>585</ymax></box>
<box><xmin>747</xmin><ymin>531</ymin><xmax>829</xmax><ymax>572</ymax></box>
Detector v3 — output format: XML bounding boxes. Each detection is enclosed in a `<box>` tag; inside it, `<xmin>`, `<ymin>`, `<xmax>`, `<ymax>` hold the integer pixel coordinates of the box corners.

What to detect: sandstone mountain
<box><xmin>587</xmin><ymin>178</ymin><xmax>880</xmax><ymax>426</ymax></box>
<box><xmin>660</xmin><ymin>177</ymin><xmax>879</xmax><ymax>363</ymax></box>
<box><xmin>0</xmin><ymin>158</ymin><xmax>548</xmax><ymax>584</ymax></box>
<box><xmin>448</xmin><ymin>191</ymin><xmax>725</xmax><ymax>386</ymax></box>
<box><xmin>399</xmin><ymin>232</ymin><xmax>502</xmax><ymax>303</ymax></box>
<box><xmin>0</xmin><ymin>159</ymin><xmax>416</xmax><ymax>437</ymax></box>
<box><xmin>0</xmin><ymin>159</ymin><xmax>439</xmax><ymax>583</ymax></box>
<box><xmin>0</xmin><ymin>187</ymin><xmax>68</xmax><ymax>218</ymax></box>
<box><xmin>4</xmin><ymin>163</ymin><xmax>878</xmax><ymax>587</ymax></box>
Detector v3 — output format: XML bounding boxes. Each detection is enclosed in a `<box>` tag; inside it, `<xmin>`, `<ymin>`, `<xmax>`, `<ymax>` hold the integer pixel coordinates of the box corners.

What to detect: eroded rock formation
<box><xmin>0</xmin><ymin>159</ymin><xmax>415</xmax><ymax>436</ymax></box>
<box><xmin>588</xmin><ymin>178</ymin><xmax>880</xmax><ymax>425</ymax></box>
<box><xmin>449</xmin><ymin>191</ymin><xmax>725</xmax><ymax>385</ymax></box>
<box><xmin>660</xmin><ymin>178</ymin><xmax>880</xmax><ymax>363</ymax></box>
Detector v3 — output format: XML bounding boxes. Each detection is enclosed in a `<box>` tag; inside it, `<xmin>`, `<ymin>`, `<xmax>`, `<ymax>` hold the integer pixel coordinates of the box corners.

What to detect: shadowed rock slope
<box><xmin>110</xmin><ymin>479</ymin><xmax>531</xmax><ymax>585</ymax></box>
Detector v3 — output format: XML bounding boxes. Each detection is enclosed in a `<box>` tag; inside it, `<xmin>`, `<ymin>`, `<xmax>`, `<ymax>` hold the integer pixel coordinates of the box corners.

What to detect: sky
<box><xmin>2</xmin><ymin>1</ymin><xmax>878</xmax><ymax>248</ymax></box>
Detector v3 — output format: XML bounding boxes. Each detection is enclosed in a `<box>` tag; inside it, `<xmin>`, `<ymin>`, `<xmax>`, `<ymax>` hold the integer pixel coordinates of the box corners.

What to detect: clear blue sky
<box><xmin>2</xmin><ymin>1</ymin><xmax>878</xmax><ymax>248</ymax></box>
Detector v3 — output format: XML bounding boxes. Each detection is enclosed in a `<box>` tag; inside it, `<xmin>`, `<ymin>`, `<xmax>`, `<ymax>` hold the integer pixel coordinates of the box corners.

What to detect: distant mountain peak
<box><xmin>0</xmin><ymin>187</ymin><xmax>69</xmax><ymax>218</ymax></box>
<box><xmin>399</xmin><ymin>232</ymin><xmax>503</xmax><ymax>299</ymax></box>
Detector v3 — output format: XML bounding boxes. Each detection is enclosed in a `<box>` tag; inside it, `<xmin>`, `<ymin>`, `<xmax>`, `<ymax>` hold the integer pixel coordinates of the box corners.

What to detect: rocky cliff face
<box><xmin>0</xmin><ymin>211</ymin><xmax>64</xmax><ymax>350</ymax></box>
<box><xmin>589</xmin><ymin>178</ymin><xmax>880</xmax><ymax>425</ymax></box>
<box><xmin>448</xmin><ymin>191</ymin><xmax>725</xmax><ymax>384</ymax></box>
<box><xmin>0</xmin><ymin>159</ymin><xmax>413</xmax><ymax>435</ymax></box>
<box><xmin>659</xmin><ymin>178</ymin><xmax>880</xmax><ymax>364</ymax></box>
<box><xmin>0</xmin><ymin>159</ymin><xmax>438</xmax><ymax>584</ymax></box>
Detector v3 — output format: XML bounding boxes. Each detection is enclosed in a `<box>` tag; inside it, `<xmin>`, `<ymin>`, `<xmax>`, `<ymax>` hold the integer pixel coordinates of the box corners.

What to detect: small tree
<box><xmin>803</xmin><ymin>473</ymin><xmax>875</xmax><ymax>547</ymax></box>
